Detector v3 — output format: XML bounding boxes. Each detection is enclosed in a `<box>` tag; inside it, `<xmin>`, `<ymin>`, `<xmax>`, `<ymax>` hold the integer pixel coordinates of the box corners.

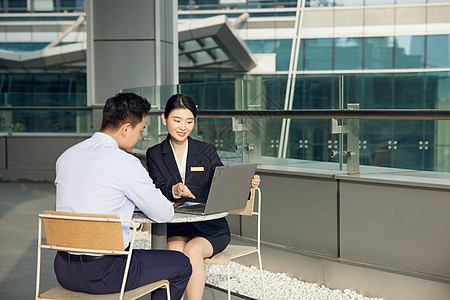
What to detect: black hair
<box><xmin>164</xmin><ymin>94</ymin><xmax>197</xmax><ymax>118</ymax></box>
<box><xmin>100</xmin><ymin>92</ymin><xmax>151</xmax><ymax>131</ymax></box>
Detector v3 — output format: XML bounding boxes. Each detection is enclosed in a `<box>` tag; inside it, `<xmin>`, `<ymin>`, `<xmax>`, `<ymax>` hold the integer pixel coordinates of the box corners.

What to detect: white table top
<box><xmin>132</xmin><ymin>211</ymin><xmax>228</xmax><ymax>224</ymax></box>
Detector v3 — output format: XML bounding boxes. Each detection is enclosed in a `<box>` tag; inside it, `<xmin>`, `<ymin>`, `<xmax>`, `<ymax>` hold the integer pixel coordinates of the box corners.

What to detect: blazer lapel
<box><xmin>161</xmin><ymin>137</ymin><xmax>182</xmax><ymax>183</ymax></box>
<box><xmin>185</xmin><ymin>137</ymin><xmax>202</xmax><ymax>183</ymax></box>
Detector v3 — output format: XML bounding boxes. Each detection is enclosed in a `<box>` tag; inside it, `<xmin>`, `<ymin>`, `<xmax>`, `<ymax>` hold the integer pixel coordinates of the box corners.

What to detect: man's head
<box><xmin>100</xmin><ymin>93</ymin><xmax>151</xmax><ymax>152</ymax></box>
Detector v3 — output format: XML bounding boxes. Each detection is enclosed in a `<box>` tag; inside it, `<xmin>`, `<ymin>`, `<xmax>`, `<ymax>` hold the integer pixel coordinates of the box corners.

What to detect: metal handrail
<box><xmin>2</xmin><ymin>107</ymin><xmax>450</xmax><ymax>120</ymax></box>
<box><xmin>189</xmin><ymin>109</ymin><xmax>450</xmax><ymax>120</ymax></box>
<box><xmin>0</xmin><ymin>107</ymin><xmax>91</xmax><ymax>111</ymax></box>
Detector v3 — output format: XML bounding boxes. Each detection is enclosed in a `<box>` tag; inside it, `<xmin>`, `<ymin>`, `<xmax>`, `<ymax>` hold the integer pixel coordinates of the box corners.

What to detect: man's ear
<box><xmin>120</xmin><ymin>123</ymin><xmax>131</xmax><ymax>137</ymax></box>
<box><xmin>161</xmin><ymin>113</ymin><xmax>167</xmax><ymax>126</ymax></box>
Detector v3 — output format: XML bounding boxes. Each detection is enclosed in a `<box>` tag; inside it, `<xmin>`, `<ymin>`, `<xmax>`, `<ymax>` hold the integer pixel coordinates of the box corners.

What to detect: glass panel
<box><xmin>276</xmin><ymin>1</ymin><xmax>297</xmax><ymax>8</ymax></box>
<box><xmin>219</xmin><ymin>0</ymin><xmax>246</xmax><ymax>9</ymax></box>
<box><xmin>248</xmin><ymin>0</ymin><xmax>277</xmax><ymax>9</ymax></box>
<box><xmin>334</xmin><ymin>0</ymin><xmax>364</xmax><ymax>6</ymax></box>
<box><xmin>395</xmin><ymin>35</ymin><xmax>425</xmax><ymax>69</ymax></box>
<box><xmin>293</xmin><ymin>75</ymin><xmax>338</xmax><ymax>109</ymax></box>
<box><xmin>306</xmin><ymin>0</ymin><xmax>334</xmax><ymax>7</ymax></box>
<box><xmin>394</xmin><ymin>73</ymin><xmax>427</xmax><ymax>109</ymax></box>
<box><xmin>360</xmin><ymin>119</ymin><xmax>439</xmax><ymax>171</ymax></box>
<box><xmin>304</xmin><ymin>38</ymin><xmax>332</xmax><ymax>70</ymax></box>
<box><xmin>334</xmin><ymin>37</ymin><xmax>363</xmax><ymax>70</ymax></box>
<box><xmin>364</xmin><ymin>36</ymin><xmax>394</xmax><ymax>69</ymax></box>
<box><xmin>195</xmin><ymin>0</ymin><xmax>219</xmax><ymax>10</ymax></box>
<box><xmin>296</xmin><ymin>39</ymin><xmax>304</xmax><ymax>71</ymax></box>
<box><xmin>427</xmin><ymin>35</ymin><xmax>450</xmax><ymax>69</ymax></box>
<box><xmin>276</xmin><ymin>39</ymin><xmax>292</xmax><ymax>71</ymax></box>
<box><xmin>365</xmin><ymin>0</ymin><xmax>394</xmax><ymax>5</ymax></box>
<box><xmin>396</xmin><ymin>0</ymin><xmax>426</xmax><ymax>4</ymax></box>
<box><xmin>362</xmin><ymin>74</ymin><xmax>394</xmax><ymax>108</ymax></box>
<box><xmin>247</xmin><ymin>40</ymin><xmax>275</xmax><ymax>53</ymax></box>
<box><xmin>6</xmin><ymin>43</ymin><xmax>32</xmax><ymax>51</ymax></box>
<box><xmin>7</xmin><ymin>0</ymin><xmax>27</xmax><ymax>11</ymax></box>
<box><xmin>59</xmin><ymin>0</ymin><xmax>84</xmax><ymax>12</ymax></box>
<box><xmin>8</xmin><ymin>110</ymin><xmax>91</xmax><ymax>133</ymax></box>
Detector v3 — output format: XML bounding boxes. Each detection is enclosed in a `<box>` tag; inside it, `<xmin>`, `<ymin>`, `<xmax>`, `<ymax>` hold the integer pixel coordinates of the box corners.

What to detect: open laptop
<box><xmin>174</xmin><ymin>163</ymin><xmax>257</xmax><ymax>215</ymax></box>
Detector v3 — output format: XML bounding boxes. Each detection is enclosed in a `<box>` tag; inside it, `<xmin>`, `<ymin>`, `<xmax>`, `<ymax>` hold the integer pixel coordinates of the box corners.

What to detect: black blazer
<box><xmin>146</xmin><ymin>136</ymin><xmax>229</xmax><ymax>237</ymax></box>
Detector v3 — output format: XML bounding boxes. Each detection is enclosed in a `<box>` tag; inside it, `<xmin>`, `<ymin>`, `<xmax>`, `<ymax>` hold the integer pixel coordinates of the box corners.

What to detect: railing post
<box><xmin>346</xmin><ymin>103</ymin><xmax>360</xmax><ymax>174</ymax></box>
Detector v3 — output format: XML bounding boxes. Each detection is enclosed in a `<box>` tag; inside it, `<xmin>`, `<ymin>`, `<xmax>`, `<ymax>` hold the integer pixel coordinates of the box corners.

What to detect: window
<box><xmin>276</xmin><ymin>39</ymin><xmax>292</xmax><ymax>71</ymax></box>
<box><xmin>334</xmin><ymin>37</ymin><xmax>363</xmax><ymax>70</ymax></box>
<box><xmin>427</xmin><ymin>35</ymin><xmax>450</xmax><ymax>69</ymax></box>
<box><xmin>395</xmin><ymin>35</ymin><xmax>425</xmax><ymax>69</ymax></box>
<box><xmin>364</xmin><ymin>37</ymin><xmax>394</xmax><ymax>69</ymax></box>
<box><xmin>304</xmin><ymin>38</ymin><xmax>332</xmax><ymax>70</ymax></box>
<box><xmin>247</xmin><ymin>40</ymin><xmax>275</xmax><ymax>53</ymax></box>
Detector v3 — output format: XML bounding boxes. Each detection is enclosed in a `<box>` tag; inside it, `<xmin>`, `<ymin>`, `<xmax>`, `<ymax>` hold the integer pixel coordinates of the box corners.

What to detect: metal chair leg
<box><xmin>257</xmin><ymin>251</ymin><xmax>266</xmax><ymax>300</ymax></box>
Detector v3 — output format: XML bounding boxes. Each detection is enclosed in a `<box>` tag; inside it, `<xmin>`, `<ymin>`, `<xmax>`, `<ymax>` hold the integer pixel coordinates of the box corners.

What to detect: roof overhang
<box><xmin>178</xmin><ymin>15</ymin><xmax>256</xmax><ymax>72</ymax></box>
<box><xmin>0</xmin><ymin>15</ymin><xmax>256</xmax><ymax>73</ymax></box>
<box><xmin>0</xmin><ymin>42</ymin><xmax>86</xmax><ymax>69</ymax></box>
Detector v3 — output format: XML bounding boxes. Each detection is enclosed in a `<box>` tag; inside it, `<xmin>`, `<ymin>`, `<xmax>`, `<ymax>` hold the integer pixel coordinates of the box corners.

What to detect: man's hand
<box><xmin>250</xmin><ymin>175</ymin><xmax>261</xmax><ymax>188</ymax></box>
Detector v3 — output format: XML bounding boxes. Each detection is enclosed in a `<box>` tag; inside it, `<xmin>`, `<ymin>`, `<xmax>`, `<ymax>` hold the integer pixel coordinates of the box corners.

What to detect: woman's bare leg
<box><xmin>183</xmin><ymin>237</ymin><xmax>214</xmax><ymax>300</ymax></box>
<box><xmin>167</xmin><ymin>236</ymin><xmax>213</xmax><ymax>300</ymax></box>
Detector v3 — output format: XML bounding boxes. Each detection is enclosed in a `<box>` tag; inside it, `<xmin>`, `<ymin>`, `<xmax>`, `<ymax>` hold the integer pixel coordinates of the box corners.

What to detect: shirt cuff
<box><xmin>172</xmin><ymin>185</ymin><xmax>182</xmax><ymax>199</ymax></box>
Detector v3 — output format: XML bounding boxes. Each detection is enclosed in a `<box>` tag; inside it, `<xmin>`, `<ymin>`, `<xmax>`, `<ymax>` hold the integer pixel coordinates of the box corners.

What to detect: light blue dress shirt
<box><xmin>55</xmin><ymin>132</ymin><xmax>174</xmax><ymax>247</ymax></box>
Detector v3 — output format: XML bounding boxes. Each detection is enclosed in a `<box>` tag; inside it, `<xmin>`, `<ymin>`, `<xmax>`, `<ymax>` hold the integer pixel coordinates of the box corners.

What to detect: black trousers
<box><xmin>54</xmin><ymin>249</ymin><xmax>192</xmax><ymax>300</ymax></box>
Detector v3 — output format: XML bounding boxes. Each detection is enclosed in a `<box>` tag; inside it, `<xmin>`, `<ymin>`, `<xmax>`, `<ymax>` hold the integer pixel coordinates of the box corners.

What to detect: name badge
<box><xmin>191</xmin><ymin>166</ymin><xmax>204</xmax><ymax>172</ymax></box>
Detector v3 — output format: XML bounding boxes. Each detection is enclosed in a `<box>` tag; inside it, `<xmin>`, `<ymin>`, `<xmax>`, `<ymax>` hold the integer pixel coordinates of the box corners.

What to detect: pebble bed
<box><xmin>205</xmin><ymin>262</ymin><xmax>382</xmax><ymax>300</ymax></box>
<box><xmin>134</xmin><ymin>231</ymin><xmax>382</xmax><ymax>300</ymax></box>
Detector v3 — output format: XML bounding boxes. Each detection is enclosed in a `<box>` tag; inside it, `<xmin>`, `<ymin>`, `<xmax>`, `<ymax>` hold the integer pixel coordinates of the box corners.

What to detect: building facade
<box><xmin>1</xmin><ymin>0</ymin><xmax>449</xmax><ymax>172</ymax></box>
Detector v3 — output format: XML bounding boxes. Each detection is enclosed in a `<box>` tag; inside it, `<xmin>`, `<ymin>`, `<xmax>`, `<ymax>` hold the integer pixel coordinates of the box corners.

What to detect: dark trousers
<box><xmin>54</xmin><ymin>249</ymin><xmax>192</xmax><ymax>300</ymax></box>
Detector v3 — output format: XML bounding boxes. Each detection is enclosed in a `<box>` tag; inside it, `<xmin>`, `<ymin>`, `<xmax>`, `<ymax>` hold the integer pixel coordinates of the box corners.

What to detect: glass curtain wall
<box><xmin>274</xmin><ymin>35</ymin><xmax>450</xmax><ymax>72</ymax></box>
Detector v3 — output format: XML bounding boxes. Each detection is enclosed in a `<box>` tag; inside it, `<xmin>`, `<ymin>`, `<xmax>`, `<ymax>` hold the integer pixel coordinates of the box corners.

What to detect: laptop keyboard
<box><xmin>175</xmin><ymin>204</ymin><xmax>205</xmax><ymax>214</ymax></box>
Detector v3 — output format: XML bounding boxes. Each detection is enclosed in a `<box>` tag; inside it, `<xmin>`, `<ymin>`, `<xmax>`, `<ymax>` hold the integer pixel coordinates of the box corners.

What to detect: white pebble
<box><xmin>133</xmin><ymin>232</ymin><xmax>382</xmax><ymax>300</ymax></box>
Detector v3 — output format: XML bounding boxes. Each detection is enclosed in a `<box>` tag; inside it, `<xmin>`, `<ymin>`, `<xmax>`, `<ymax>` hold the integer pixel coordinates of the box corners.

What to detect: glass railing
<box><xmin>0</xmin><ymin>92</ymin><xmax>91</xmax><ymax>134</ymax></box>
<box><xmin>124</xmin><ymin>72</ymin><xmax>450</xmax><ymax>174</ymax></box>
<box><xmin>1</xmin><ymin>73</ymin><xmax>449</xmax><ymax>174</ymax></box>
<box><xmin>177</xmin><ymin>0</ymin><xmax>447</xmax><ymax>12</ymax></box>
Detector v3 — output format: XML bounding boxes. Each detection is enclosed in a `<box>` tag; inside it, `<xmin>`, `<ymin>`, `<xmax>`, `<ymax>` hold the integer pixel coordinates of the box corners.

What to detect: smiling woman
<box><xmin>145</xmin><ymin>93</ymin><xmax>260</xmax><ymax>300</ymax></box>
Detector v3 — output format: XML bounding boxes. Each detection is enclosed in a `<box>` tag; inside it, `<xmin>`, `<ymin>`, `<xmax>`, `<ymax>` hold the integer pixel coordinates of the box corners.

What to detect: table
<box><xmin>133</xmin><ymin>211</ymin><xmax>229</xmax><ymax>249</ymax></box>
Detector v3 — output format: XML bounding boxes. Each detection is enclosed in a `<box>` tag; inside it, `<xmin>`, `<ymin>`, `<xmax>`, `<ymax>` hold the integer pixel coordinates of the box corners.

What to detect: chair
<box><xmin>36</xmin><ymin>210</ymin><xmax>171</xmax><ymax>300</ymax></box>
<box><xmin>204</xmin><ymin>187</ymin><xmax>266</xmax><ymax>300</ymax></box>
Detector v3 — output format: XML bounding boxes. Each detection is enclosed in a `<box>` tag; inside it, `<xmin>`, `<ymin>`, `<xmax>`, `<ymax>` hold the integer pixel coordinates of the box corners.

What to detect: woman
<box><xmin>146</xmin><ymin>94</ymin><xmax>260</xmax><ymax>300</ymax></box>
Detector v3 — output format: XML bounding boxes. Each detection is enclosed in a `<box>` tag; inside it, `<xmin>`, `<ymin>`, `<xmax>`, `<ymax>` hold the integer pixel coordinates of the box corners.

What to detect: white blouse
<box><xmin>170</xmin><ymin>141</ymin><xmax>188</xmax><ymax>198</ymax></box>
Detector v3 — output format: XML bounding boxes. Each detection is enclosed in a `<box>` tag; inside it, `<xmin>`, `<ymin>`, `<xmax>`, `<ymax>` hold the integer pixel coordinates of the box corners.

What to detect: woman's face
<box><xmin>162</xmin><ymin>108</ymin><xmax>195</xmax><ymax>144</ymax></box>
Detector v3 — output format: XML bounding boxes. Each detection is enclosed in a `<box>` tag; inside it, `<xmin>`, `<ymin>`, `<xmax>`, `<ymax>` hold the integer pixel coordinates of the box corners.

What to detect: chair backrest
<box><xmin>40</xmin><ymin>210</ymin><xmax>126</xmax><ymax>254</ymax></box>
<box><xmin>229</xmin><ymin>188</ymin><xmax>255</xmax><ymax>216</ymax></box>
<box><xmin>37</xmin><ymin>211</ymin><xmax>137</xmax><ymax>300</ymax></box>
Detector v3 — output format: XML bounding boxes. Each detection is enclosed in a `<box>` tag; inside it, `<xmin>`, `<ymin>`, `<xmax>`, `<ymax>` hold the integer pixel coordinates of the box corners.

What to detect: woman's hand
<box><xmin>250</xmin><ymin>175</ymin><xmax>261</xmax><ymax>188</ymax></box>
<box><xmin>173</xmin><ymin>182</ymin><xmax>196</xmax><ymax>199</ymax></box>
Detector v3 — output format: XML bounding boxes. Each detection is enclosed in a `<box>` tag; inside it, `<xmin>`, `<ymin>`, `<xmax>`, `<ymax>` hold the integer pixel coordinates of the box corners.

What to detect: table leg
<box><xmin>151</xmin><ymin>223</ymin><xmax>167</xmax><ymax>249</ymax></box>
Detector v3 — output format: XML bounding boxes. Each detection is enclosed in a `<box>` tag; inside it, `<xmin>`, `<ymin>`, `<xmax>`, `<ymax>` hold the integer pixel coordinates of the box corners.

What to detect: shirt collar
<box><xmin>93</xmin><ymin>132</ymin><xmax>119</xmax><ymax>148</ymax></box>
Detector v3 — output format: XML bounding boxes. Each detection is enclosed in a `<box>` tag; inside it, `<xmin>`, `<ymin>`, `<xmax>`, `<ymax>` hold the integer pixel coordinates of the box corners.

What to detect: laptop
<box><xmin>174</xmin><ymin>163</ymin><xmax>257</xmax><ymax>215</ymax></box>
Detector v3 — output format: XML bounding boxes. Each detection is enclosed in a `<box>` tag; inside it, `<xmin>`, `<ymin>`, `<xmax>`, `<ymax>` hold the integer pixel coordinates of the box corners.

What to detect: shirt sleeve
<box><xmin>122</xmin><ymin>159</ymin><xmax>174</xmax><ymax>223</ymax></box>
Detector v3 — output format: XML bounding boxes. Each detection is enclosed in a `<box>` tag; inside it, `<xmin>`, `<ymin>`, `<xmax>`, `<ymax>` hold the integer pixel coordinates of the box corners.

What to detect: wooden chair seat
<box><xmin>39</xmin><ymin>280</ymin><xmax>169</xmax><ymax>300</ymax></box>
<box><xmin>204</xmin><ymin>245</ymin><xmax>257</xmax><ymax>265</ymax></box>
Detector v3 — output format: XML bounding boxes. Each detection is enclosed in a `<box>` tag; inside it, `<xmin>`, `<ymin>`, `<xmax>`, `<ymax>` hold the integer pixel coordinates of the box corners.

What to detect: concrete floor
<box><xmin>2</xmin><ymin>182</ymin><xmax>449</xmax><ymax>300</ymax></box>
<box><xmin>0</xmin><ymin>182</ymin><xmax>250</xmax><ymax>299</ymax></box>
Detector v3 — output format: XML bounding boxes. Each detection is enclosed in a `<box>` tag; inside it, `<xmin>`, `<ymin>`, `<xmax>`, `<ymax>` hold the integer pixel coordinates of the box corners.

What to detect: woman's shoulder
<box><xmin>189</xmin><ymin>137</ymin><xmax>216</xmax><ymax>151</ymax></box>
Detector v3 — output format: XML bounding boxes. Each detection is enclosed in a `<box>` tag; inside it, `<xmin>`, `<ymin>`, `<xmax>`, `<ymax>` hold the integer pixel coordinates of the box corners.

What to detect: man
<box><xmin>54</xmin><ymin>93</ymin><xmax>192</xmax><ymax>300</ymax></box>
